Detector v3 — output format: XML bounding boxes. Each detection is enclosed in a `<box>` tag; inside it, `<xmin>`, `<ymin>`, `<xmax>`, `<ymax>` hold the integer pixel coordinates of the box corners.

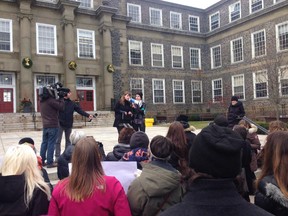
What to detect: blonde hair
<box><xmin>1</xmin><ymin>145</ymin><xmax>51</xmax><ymax>206</ymax></box>
<box><xmin>70</xmin><ymin>130</ymin><xmax>86</xmax><ymax>145</ymax></box>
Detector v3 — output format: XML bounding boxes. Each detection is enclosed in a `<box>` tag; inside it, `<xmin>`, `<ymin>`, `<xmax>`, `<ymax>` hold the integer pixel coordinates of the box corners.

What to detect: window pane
<box><xmin>78</xmin><ymin>30</ymin><xmax>94</xmax><ymax>58</ymax></box>
<box><xmin>278</xmin><ymin>23</ymin><xmax>288</xmax><ymax>51</ymax></box>
<box><xmin>253</xmin><ymin>30</ymin><xmax>266</xmax><ymax>57</ymax></box>
<box><xmin>129</xmin><ymin>41</ymin><xmax>142</xmax><ymax>65</ymax></box>
<box><xmin>128</xmin><ymin>4</ymin><xmax>141</xmax><ymax>23</ymax></box>
<box><xmin>0</xmin><ymin>74</ymin><xmax>12</xmax><ymax>85</ymax></box>
<box><xmin>189</xmin><ymin>16</ymin><xmax>199</xmax><ymax>32</ymax></box>
<box><xmin>0</xmin><ymin>19</ymin><xmax>12</xmax><ymax>51</ymax></box>
<box><xmin>231</xmin><ymin>38</ymin><xmax>243</xmax><ymax>62</ymax></box>
<box><xmin>37</xmin><ymin>24</ymin><xmax>56</xmax><ymax>55</ymax></box>
<box><xmin>150</xmin><ymin>8</ymin><xmax>162</xmax><ymax>26</ymax></box>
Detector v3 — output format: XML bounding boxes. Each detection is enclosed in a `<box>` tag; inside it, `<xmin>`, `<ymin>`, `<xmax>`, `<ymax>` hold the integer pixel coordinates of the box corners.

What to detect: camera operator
<box><xmin>55</xmin><ymin>89</ymin><xmax>93</xmax><ymax>162</ymax></box>
<box><xmin>39</xmin><ymin>84</ymin><xmax>65</xmax><ymax>168</ymax></box>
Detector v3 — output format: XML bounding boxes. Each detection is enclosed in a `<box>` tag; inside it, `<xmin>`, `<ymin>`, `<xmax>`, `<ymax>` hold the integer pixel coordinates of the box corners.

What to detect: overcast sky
<box><xmin>162</xmin><ymin>0</ymin><xmax>221</xmax><ymax>9</ymax></box>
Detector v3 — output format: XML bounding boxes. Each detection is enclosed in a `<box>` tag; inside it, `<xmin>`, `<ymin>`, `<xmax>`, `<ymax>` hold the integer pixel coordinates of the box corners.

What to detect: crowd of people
<box><xmin>1</xmin><ymin>94</ymin><xmax>288</xmax><ymax>216</ymax></box>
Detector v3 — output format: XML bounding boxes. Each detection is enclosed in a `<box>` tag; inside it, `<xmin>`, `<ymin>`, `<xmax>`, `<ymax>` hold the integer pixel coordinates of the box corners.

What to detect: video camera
<box><xmin>39</xmin><ymin>82</ymin><xmax>70</xmax><ymax>100</ymax></box>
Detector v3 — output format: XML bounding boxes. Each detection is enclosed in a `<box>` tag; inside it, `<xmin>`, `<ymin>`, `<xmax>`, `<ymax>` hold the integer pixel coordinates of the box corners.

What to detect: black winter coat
<box><xmin>59</xmin><ymin>98</ymin><xmax>90</xmax><ymax>128</ymax></box>
<box><xmin>106</xmin><ymin>143</ymin><xmax>131</xmax><ymax>161</ymax></box>
<box><xmin>227</xmin><ymin>101</ymin><xmax>245</xmax><ymax>128</ymax></box>
<box><xmin>160</xmin><ymin>179</ymin><xmax>273</xmax><ymax>216</ymax></box>
<box><xmin>57</xmin><ymin>145</ymin><xmax>74</xmax><ymax>180</ymax></box>
<box><xmin>113</xmin><ymin>100</ymin><xmax>133</xmax><ymax>127</ymax></box>
<box><xmin>255</xmin><ymin>175</ymin><xmax>288</xmax><ymax>216</ymax></box>
<box><xmin>0</xmin><ymin>174</ymin><xmax>49</xmax><ymax>216</ymax></box>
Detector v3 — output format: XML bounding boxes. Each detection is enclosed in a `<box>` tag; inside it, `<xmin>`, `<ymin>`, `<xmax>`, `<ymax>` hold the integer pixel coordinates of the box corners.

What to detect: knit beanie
<box><xmin>136</xmin><ymin>92</ymin><xmax>143</xmax><ymax>100</ymax></box>
<box><xmin>231</xmin><ymin>96</ymin><xmax>238</xmax><ymax>101</ymax></box>
<box><xmin>18</xmin><ymin>137</ymin><xmax>35</xmax><ymax>145</ymax></box>
<box><xmin>213</xmin><ymin>115</ymin><xmax>229</xmax><ymax>127</ymax></box>
<box><xmin>129</xmin><ymin>131</ymin><xmax>149</xmax><ymax>149</ymax></box>
<box><xmin>189</xmin><ymin>124</ymin><xmax>243</xmax><ymax>178</ymax></box>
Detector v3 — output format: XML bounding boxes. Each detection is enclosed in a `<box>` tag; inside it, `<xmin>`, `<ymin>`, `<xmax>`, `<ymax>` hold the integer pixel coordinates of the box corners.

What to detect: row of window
<box><xmin>130</xmin><ymin>66</ymin><xmax>288</xmax><ymax>104</ymax></box>
<box><xmin>128</xmin><ymin>21</ymin><xmax>288</xmax><ymax>69</ymax></box>
<box><xmin>0</xmin><ymin>19</ymin><xmax>96</xmax><ymax>58</ymax></box>
<box><xmin>127</xmin><ymin>0</ymin><xmax>285</xmax><ymax>32</ymax></box>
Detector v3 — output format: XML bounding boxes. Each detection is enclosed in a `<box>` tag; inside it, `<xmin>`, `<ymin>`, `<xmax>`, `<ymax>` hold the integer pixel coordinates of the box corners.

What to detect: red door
<box><xmin>0</xmin><ymin>88</ymin><xmax>13</xmax><ymax>113</ymax></box>
<box><xmin>77</xmin><ymin>90</ymin><xmax>94</xmax><ymax>111</ymax></box>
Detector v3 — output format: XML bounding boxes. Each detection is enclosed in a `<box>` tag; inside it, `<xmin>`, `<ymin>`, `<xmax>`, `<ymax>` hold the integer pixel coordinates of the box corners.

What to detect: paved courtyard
<box><xmin>0</xmin><ymin>125</ymin><xmax>267</xmax><ymax>161</ymax></box>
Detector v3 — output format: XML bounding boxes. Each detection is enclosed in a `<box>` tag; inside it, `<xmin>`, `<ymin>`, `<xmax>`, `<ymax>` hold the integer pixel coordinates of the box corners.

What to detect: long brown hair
<box><xmin>257</xmin><ymin>131</ymin><xmax>288</xmax><ymax>198</ymax></box>
<box><xmin>119</xmin><ymin>91</ymin><xmax>131</xmax><ymax>105</ymax></box>
<box><xmin>166</xmin><ymin>121</ymin><xmax>190</xmax><ymax>177</ymax></box>
<box><xmin>65</xmin><ymin>137</ymin><xmax>105</xmax><ymax>201</ymax></box>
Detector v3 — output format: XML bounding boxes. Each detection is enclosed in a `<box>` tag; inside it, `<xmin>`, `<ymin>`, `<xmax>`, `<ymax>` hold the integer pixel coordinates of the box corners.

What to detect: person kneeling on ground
<box><xmin>160</xmin><ymin>124</ymin><xmax>273</xmax><ymax>216</ymax></box>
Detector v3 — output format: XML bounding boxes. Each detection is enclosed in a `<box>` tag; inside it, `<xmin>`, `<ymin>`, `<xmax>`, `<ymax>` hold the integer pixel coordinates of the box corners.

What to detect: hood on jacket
<box><xmin>248</xmin><ymin>124</ymin><xmax>258</xmax><ymax>134</ymax></box>
<box><xmin>265</xmin><ymin>182</ymin><xmax>288</xmax><ymax>208</ymax></box>
<box><xmin>63</xmin><ymin>145</ymin><xmax>75</xmax><ymax>161</ymax></box>
<box><xmin>113</xmin><ymin>143</ymin><xmax>131</xmax><ymax>159</ymax></box>
<box><xmin>138</xmin><ymin>163</ymin><xmax>181</xmax><ymax>197</ymax></box>
<box><xmin>0</xmin><ymin>174</ymin><xmax>25</xmax><ymax>202</ymax></box>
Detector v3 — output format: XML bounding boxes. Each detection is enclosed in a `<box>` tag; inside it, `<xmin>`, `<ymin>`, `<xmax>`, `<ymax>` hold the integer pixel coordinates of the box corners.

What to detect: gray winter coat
<box><xmin>255</xmin><ymin>175</ymin><xmax>288</xmax><ymax>216</ymax></box>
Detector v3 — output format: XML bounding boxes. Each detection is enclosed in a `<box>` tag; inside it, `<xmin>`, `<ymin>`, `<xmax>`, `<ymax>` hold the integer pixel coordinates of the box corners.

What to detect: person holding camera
<box><xmin>39</xmin><ymin>86</ymin><xmax>65</xmax><ymax>168</ymax></box>
<box><xmin>55</xmin><ymin>89</ymin><xmax>93</xmax><ymax>162</ymax></box>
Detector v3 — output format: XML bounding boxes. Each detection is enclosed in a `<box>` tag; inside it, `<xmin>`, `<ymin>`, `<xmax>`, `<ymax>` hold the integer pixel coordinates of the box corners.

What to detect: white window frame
<box><xmin>36</xmin><ymin>23</ymin><xmax>57</xmax><ymax>56</ymax></box>
<box><xmin>251</xmin><ymin>29</ymin><xmax>266</xmax><ymax>58</ymax></box>
<box><xmin>232</xmin><ymin>74</ymin><xmax>245</xmax><ymax>100</ymax></box>
<box><xmin>151</xmin><ymin>43</ymin><xmax>164</xmax><ymax>68</ymax></box>
<box><xmin>152</xmin><ymin>79</ymin><xmax>166</xmax><ymax>104</ymax></box>
<box><xmin>171</xmin><ymin>46</ymin><xmax>183</xmax><ymax>69</ymax></box>
<box><xmin>188</xmin><ymin>15</ymin><xmax>200</xmax><ymax>32</ymax></box>
<box><xmin>230</xmin><ymin>37</ymin><xmax>243</xmax><ymax>63</ymax></box>
<box><xmin>78</xmin><ymin>0</ymin><xmax>93</xmax><ymax>8</ymax></box>
<box><xmin>0</xmin><ymin>18</ymin><xmax>13</xmax><ymax>52</ymax></box>
<box><xmin>77</xmin><ymin>29</ymin><xmax>95</xmax><ymax>59</ymax></box>
<box><xmin>209</xmin><ymin>11</ymin><xmax>220</xmax><ymax>31</ymax></box>
<box><xmin>128</xmin><ymin>40</ymin><xmax>143</xmax><ymax>66</ymax></box>
<box><xmin>170</xmin><ymin>11</ymin><xmax>182</xmax><ymax>30</ymax></box>
<box><xmin>149</xmin><ymin>7</ymin><xmax>162</xmax><ymax>26</ymax></box>
<box><xmin>172</xmin><ymin>79</ymin><xmax>185</xmax><ymax>104</ymax></box>
<box><xmin>212</xmin><ymin>78</ymin><xmax>223</xmax><ymax>103</ymax></box>
<box><xmin>279</xmin><ymin>66</ymin><xmax>288</xmax><ymax>97</ymax></box>
<box><xmin>130</xmin><ymin>78</ymin><xmax>144</xmax><ymax>100</ymax></box>
<box><xmin>276</xmin><ymin>21</ymin><xmax>288</xmax><ymax>52</ymax></box>
<box><xmin>229</xmin><ymin>1</ymin><xmax>241</xmax><ymax>23</ymax></box>
<box><xmin>253</xmin><ymin>70</ymin><xmax>269</xmax><ymax>99</ymax></box>
<box><xmin>190</xmin><ymin>48</ymin><xmax>201</xmax><ymax>69</ymax></box>
<box><xmin>211</xmin><ymin>45</ymin><xmax>222</xmax><ymax>69</ymax></box>
<box><xmin>250</xmin><ymin>0</ymin><xmax>263</xmax><ymax>14</ymax></box>
<box><xmin>191</xmin><ymin>80</ymin><xmax>203</xmax><ymax>104</ymax></box>
<box><xmin>127</xmin><ymin>3</ymin><xmax>141</xmax><ymax>23</ymax></box>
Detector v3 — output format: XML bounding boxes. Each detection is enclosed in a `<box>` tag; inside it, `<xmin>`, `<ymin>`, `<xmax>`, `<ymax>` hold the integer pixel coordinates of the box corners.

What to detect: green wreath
<box><xmin>22</xmin><ymin>58</ymin><xmax>33</xmax><ymax>69</ymax></box>
<box><xmin>68</xmin><ymin>61</ymin><xmax>77</xmax><ymax>70</ymax></box>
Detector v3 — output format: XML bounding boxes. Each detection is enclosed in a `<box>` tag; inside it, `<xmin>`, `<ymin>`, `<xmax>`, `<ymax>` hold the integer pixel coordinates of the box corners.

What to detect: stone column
<box><xmin>18</xmin><ymin>13</ymin><xmax>33</xmax><ymax>104</ymax></box>
<box><xmin>100</xmin><ymin>25</ymin><xmax>113</xmax><ymax>110</ymax></box>
<box><xmin>62</xmin><ymin>19</ymin><xmax>76</xmax><ymax>98</ymax></box>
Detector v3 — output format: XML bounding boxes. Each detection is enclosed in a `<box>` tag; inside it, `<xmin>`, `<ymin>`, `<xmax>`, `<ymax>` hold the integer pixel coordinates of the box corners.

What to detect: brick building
<box><xmin>0</xmin><ymin>0</ymin><xmax>287</xmax><ymax>119</ymax></box>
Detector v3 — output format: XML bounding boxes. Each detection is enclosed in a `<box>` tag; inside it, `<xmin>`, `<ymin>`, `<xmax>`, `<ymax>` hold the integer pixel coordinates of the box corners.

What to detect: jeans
<box><xmin>40</xmin><ymin>127</ymin><xmax>59</xmax><ymax>165</ymax></box>
<box><xmin>55</xmin><ymin>126</ymin><xmax>72</xmax><ymax>159</ymax></box>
